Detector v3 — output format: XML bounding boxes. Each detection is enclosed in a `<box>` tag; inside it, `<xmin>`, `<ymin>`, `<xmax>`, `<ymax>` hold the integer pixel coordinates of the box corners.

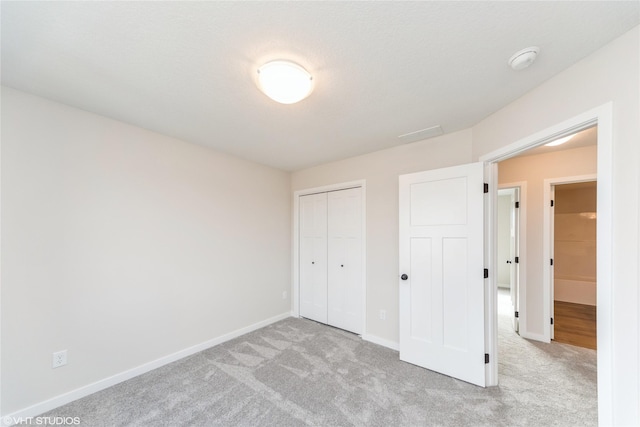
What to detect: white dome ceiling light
<box><xmin>257</xmin><ymin>60</ymin><xmax>313</xmax><ymax>104</ymax></box>
<box><xmin>508</xmin><ymin>46</ymin><xmax>540</xmax><ymax>71</ymax></box>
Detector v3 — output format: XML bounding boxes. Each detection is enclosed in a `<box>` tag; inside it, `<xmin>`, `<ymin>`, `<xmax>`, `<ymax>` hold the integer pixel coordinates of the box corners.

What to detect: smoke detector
<box><xmin>508</xmin><ymin>47</ymin><xmax>540</xmax><ymax>71</ymax></box>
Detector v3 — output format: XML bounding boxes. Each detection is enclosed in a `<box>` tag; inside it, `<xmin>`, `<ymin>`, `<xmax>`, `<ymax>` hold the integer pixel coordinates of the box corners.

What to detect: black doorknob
<box><xmin>401</xmin><ymin>274</ymin><xmax>408</xmax><ymax>280</ymax></box>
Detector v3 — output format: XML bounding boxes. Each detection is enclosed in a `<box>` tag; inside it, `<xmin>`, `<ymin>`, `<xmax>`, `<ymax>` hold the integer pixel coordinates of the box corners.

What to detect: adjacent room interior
<box><xmin>553</xmin><ymin>181</ymin><xmax>597</xmax><ymax>350</ymax></box>
<box><xmin>495</xmin><ymin>126</ymin><xmax>599</xmax><ymax>418</ymax></box>
<box><xmin>497</xmin><ymin>126</ymin><xmax>598</xmax><ymax>347</ymax></box>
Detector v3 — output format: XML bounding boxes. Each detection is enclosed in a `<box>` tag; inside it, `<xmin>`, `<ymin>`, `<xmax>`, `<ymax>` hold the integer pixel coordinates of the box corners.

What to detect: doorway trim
<box><xmin>292</xmin><ymin>180</ymin><xmax>367</xmax><ymax>336</ymax></box>
<box><xmin>543</xmin><ymin>174</ymin><xmax>597</xmax><ymax>343</ymax></box>
<box><xmin>479</xmin><ymin>102</ymin><xmax>612</xmax><ymax>425</ymax></box>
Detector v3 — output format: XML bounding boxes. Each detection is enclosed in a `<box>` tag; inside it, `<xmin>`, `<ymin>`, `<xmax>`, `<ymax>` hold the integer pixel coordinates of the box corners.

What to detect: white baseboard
<box><xmin>2</xmin><ymin>312</ymin><xmax>291</xmax><ymax>426</ymax></box>
<box><xmin>362</xmin><ymin>334</ymin><xmax>399</xmax><ymax>351</ymax></box>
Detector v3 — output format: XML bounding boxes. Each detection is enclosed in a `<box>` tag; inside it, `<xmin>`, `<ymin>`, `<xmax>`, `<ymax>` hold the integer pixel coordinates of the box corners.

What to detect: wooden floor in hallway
<box><xmin>553</xmin><ymin>300</ymin><xmax>597</xmax><ymax>350</ymax></box>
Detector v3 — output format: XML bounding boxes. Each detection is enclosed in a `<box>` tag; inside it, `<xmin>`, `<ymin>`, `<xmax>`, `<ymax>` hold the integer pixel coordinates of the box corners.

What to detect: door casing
<box><xmin>480</xmin><ymin>102</ymin><xmax>612</xmax><ymax>425</ymax></box>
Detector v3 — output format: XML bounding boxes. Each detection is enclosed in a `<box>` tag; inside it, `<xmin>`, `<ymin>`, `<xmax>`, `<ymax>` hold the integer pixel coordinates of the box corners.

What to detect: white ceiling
<box><xmin>2</xmin><ymin>1</ymin><xmax>638</xmax><ymax>171</ymax></box>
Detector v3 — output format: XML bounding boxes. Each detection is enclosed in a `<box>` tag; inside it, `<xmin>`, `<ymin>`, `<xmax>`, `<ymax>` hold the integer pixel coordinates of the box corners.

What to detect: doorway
<box><xmin>481</xmin><ymin>103</ymin><xmax>612</xmax><ymax>423</ymax></box>
<box><xmin>550</xmin><ymin>180</ymin><xmax>597</xmax><ymax>349</ymax></box>
<box><xmin>496</xmin><ymin>185</ymin><xmax>524</xmax><ymax>333</ymax></box>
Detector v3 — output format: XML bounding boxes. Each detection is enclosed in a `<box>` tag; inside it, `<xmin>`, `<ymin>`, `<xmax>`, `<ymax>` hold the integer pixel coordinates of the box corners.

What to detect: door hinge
<box><xmin>551</xmin><ymin>200</ymin><xmax>554</xmax><ymax>207</ymax></box>
<box><xmin>484</xmin><ymin>268</ymin><xmax>489</xmax><ymax>279</ymax></box>
<box><xmin>515</xmin><ymin>311</ymin><xmax>519</xmax><ymax>318</ymax></box>
<box><xmin>485</xmin><ymin>353</ymin><xmax>490</xmax><ymax>364</ymax></box>
<box><xmin>551</xmin><ymin>318</ymin><xmax>554</xmax><ymax>325</ymax></box>
<box><xmin>515</xmin><ymin>256</ymin><xmax>519</xmax><ymax>264</ymax></box>
<box><xmin>550</xmin><ymin>258</ymin><xmax>554</xmax><ymax>266</ymax></box>
<box><xmin>483</xmin><ymin>183</ymin><xmax>489</xmax><ymax>193</ymax></box>
<box><xmin>515</xmin><ymin>201</ymin><xmax>520</xmax><ymax>208</ymax></box>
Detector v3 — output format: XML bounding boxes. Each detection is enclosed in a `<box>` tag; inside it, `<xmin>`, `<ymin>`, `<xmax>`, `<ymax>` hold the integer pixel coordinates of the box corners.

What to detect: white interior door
<box><xmin>399</xmin><ymin>162</ymin><xmax>486</xmax><ymax>387</ymax></box>
<box><xmin>550</xmin><ymin>185</ymin><xmax>555</xmax><ymax>340</ymax></box>
<box><xmin>299</xmin><ymin>193</ymin><xmax>328</xmax><ymax>324</ymax></box>
<box><xmin>328</xmin><ymin>188</ymin><xmax>363</xmax><ymax>334</ymax></box>
<box><xmin>496</xmin><ymin>190</ymin><xmax>512</xmax><ymax>289</ymax></box>
<box><xmin>510</xmin><ymin>188</ymin><xmax>520</xmax><ymax>332</ymax></box>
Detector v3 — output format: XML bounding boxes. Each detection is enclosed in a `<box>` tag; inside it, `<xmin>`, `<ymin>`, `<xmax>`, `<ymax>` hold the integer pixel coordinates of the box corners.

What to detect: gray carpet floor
<box><xmin>40</xmin><ymin>291</ymin><xmax>597</xmax><ymax>426</ymax></box>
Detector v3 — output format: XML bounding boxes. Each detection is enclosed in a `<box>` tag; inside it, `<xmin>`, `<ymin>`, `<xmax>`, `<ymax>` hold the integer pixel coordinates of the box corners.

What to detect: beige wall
<box><xmin>498</xmin><ymin>146</ymin><xmax>597</xmax><ymax>324</ymax></box>
<box><xmin>475</xmin><ymin>26</ymin><xmax>639</xmax><ymax>425</ymax></box>
<box><xmin>1</xmin><ymin>87</ymin><xmax>292</xmax><ymax>414</ymax></box>
<box><xmin>292</xmin><ymin>130</ymin><xmax>473</xmax><ymax>345</ymax></box>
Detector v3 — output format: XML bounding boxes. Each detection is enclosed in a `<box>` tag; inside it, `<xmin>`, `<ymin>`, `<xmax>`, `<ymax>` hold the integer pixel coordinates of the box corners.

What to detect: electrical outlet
<box><xmin>52</xmin><ymin>350</ymin><xmax>67</xmax><ymax>368</ymax></box>
<box><xmin>379</xmin><ymin>310</ymin><xmax>386</xmax><ymax>321</ymax></box>
<box><xmin>282</xmin><ymin>291</ymin><xmax>288</xmax><ymax>300</ymax></box>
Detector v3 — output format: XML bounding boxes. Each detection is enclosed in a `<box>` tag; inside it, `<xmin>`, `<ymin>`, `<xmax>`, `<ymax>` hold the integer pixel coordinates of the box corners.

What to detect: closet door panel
<box><xmin>299</xmin><ymin>193</ymin><xmax>328</xmax><ymax>323</ymax></box>
<box><xmin>328</xmin><ymin>188</ymin><xmax>363</xmax><ymax>334</ymax></box>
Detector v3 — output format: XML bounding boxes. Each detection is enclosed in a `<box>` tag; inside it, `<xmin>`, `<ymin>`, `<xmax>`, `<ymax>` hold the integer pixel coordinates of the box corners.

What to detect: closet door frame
<box><xmin>293</xmin><ymin>180</ymin><xmax>367</xmax><ymax>335</ymax></box>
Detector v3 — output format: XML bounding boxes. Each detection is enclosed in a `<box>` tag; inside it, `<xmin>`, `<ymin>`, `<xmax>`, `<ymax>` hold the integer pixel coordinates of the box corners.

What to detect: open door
<box><xmin>506</xmin><ymin>188</ymin><xmax>521</xmax><ymax>332</ymax></box>
<box><xmin>510</xmin><ymin>188</ymin><xmax>520</xmax><ymax>333</ymax></box>
<box><xmin>399</xmin><ymin>162</ymin><xmax>486</xmax><ymax>387</ymax></box>
<box><xmin>550</xmin><ymin>184</ymin><xmax>556</xmax><ymax>340</ymax></box>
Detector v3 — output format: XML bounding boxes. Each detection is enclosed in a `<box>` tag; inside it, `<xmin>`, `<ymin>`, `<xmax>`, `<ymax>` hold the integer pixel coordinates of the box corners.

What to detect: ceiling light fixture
<box><xmin>508</xmin><ymin>46</ymin><xmax>540</xmax><ymax>70</ymax></box>
<box><xmin>257</xmin><ymin>60</ymin><xmax>313</xmax><ymax>104</ymax></box>
<box><xmin>545</xmin><ymin>134</ymin><xmax>575</xmax><ymax>147</ymax></box>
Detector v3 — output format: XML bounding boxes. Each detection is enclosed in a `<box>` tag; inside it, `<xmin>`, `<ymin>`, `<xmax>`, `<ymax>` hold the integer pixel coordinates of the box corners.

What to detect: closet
<box><xmin>299</xmin><ymin>187</ymin><xmax>363</xmax><ymax>334</ymax></box>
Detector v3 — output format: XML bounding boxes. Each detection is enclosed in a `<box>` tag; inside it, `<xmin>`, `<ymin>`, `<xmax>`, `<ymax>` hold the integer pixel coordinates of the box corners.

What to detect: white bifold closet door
<box><xmin>300</xmin><ymin>187</ymin><xmax>363</xmax><ymax>334</ymax></box>
<box><xmin>327</xmin><ymin>188</ymin><xmax>363</xmax><ymax>334</ymax></box>
<box><xmin>299</xmin><ymin>193</ymin><xmax>328</xmax><ymax>324</ymax></box>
